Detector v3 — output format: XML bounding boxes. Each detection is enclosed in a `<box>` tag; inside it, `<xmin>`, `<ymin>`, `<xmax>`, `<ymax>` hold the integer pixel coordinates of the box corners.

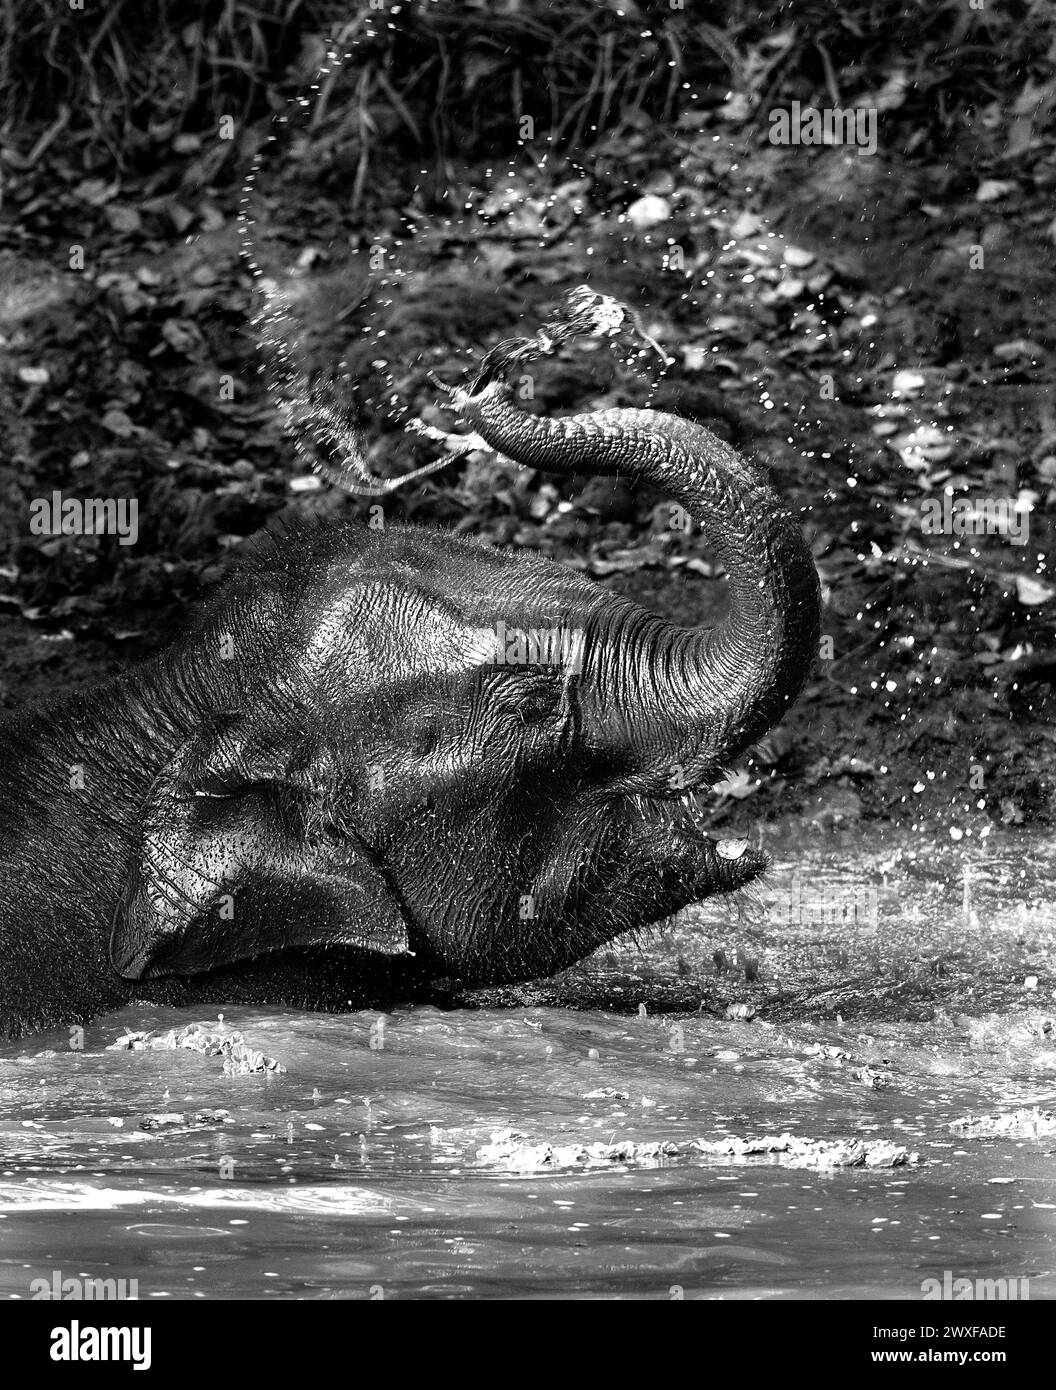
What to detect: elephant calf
<box><xmin>0</xmin><ymin>376</ymin><xmax>819</xmax><ymax>1036</ymax></box>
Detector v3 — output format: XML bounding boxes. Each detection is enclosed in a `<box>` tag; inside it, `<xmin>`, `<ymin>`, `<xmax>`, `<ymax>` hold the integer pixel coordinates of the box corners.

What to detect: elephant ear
<box><xmin>111</xmin><ymin>722</ymin><xmax>412</xmax><ymax>981</ymax></box>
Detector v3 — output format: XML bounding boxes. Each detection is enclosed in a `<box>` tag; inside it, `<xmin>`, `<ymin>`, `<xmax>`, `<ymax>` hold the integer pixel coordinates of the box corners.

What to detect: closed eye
<box><xmin>491</xmin><ymin>670</ymin><xmax>566</xmax><ymax>723</ymax></box>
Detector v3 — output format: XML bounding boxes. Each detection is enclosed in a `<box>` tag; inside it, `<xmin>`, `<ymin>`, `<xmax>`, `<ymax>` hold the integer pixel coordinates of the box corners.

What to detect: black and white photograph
<box><xmin>0</xmin><ymin>0</ymin><xmax>1052</xmax><ymax>1346</ymax></box>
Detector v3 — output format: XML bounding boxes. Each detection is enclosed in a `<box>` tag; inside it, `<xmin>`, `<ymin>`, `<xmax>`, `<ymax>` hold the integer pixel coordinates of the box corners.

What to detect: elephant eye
<box><xmin>403</xmin><ymin>712</ymin><xmax>443</xmax><ymax>754</ymax></box>
<box><xmin>499</xmin><ymin>671</ymin><xmax>565</xmax><ymax>723</ymax></box>
<box><xmin>193</xmin><ymin>772</ymin><xmax>275</xmax><ymax>800</ymax></box>
<box><xmin>410</xmin><ymin>726</ymin><xmax>440</xmax><ymax>755</ymax></box>
<box><xmin>192</xmin><ymin>773</ymin><xmax>243</xmax><ymax>799</ymax></box>
<box><xmin>521</xmin><ymin>686</ymin><xmax>560</xmax><ymax>721</ymax></box>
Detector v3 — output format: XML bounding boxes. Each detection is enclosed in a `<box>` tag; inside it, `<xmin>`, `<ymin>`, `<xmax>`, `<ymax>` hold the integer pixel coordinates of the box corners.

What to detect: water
<box><xmin>2</xmin><ymin>828</ymin><xmax>1054</xmax><ymax>1300</ymax></box>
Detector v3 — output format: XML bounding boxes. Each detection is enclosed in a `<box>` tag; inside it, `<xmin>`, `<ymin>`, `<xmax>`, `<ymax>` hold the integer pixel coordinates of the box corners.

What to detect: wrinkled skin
<box><xmin>0</xmin><ymin>382</ymin><xmax>819</xmax><ymax>1036</ymax></box>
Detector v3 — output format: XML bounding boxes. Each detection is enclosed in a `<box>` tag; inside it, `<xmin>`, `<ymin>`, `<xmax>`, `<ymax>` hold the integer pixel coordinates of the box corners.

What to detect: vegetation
<box><xmin>1</xmin><ymin>0</ymin><xmax>1053</xmax><ymax>831</ymax></box>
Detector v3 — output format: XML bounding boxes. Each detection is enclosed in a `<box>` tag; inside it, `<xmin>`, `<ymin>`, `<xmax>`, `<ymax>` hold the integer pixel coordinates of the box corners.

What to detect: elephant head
<box><xmin>108</xmin><ymin>376</ymin><xmax>820</xmax><ymax>993</ymax></box>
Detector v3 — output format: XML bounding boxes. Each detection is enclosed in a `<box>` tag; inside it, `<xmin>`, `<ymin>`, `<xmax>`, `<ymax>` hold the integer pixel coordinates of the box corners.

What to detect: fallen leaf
<box><xmin>1015</xmin><ymin>576</ymin><xmax>1054</xmax><ymax>605</ymax></box>
<box><xmin>975</xmin><ymin>179</ymin><xmax>1016</xmax><ymax>202</ymax></box>
<box><xmin>625</xmin><ymin>194</ymin><xmax>670</xmax><ymax>229</ymax></box>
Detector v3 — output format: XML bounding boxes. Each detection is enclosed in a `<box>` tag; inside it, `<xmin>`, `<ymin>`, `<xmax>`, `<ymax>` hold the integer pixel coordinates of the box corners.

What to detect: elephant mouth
<box><xmin>109</xmin><ymin>921</ymin><xmax>415</xmax><ymax>983</ymax></box>
<box><xmin>109</xmin><ymin>886</ymin><xmax>415</xmax><ymax>982</ymax></box>
<box><xmin>109</xmin><ymin>930</ymin><xmax>153</xmax><ymax>980</ymax></box>
<box><xmin>109</xmin><ymin>915</ymin><xmax>216</xmax><ymax>981</ymax></box>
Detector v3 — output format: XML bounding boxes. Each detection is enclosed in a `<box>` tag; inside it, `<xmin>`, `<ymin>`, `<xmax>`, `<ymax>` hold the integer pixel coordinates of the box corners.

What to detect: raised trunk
<box><xmin>455</xmin><ymin>381</ymin><xmax>820</xmax><ymax>789</ymax></box>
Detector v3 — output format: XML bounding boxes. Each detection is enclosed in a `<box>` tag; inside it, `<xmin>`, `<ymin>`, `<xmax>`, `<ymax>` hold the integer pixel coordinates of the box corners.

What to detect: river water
<box><xmin>1</xmin><ymin>827</ymin><xmax>1053</xmax><ymax>1300</ymax></box>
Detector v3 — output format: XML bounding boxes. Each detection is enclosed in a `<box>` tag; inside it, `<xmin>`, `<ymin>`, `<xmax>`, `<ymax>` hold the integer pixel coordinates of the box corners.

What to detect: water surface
<box><xmin>2</xmin><ymin>828</ymin><xmax>1054</xmax><ymax>1299</ymax></box>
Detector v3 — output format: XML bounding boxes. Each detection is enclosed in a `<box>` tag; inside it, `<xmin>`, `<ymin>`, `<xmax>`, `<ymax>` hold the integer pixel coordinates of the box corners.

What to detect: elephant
<box><xmin>0</xmin><ymin>345</ymin><xmax>819</xmax><ymax>1037</ymax></box>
